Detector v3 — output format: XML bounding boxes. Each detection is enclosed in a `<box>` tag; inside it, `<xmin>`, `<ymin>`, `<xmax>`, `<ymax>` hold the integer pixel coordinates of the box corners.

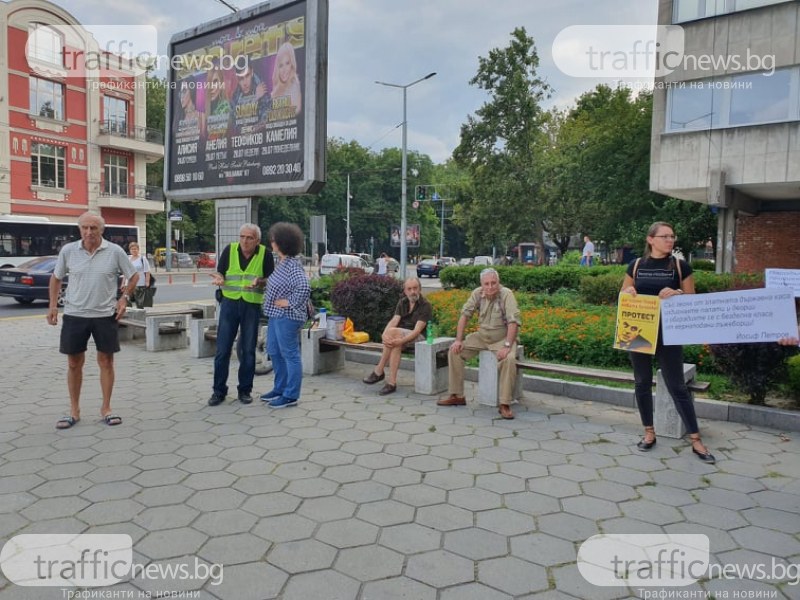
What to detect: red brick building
<box><xmin>0</xmin><ymin>0</ymin><xmax>163</xmax><ymax>247</ymax></box>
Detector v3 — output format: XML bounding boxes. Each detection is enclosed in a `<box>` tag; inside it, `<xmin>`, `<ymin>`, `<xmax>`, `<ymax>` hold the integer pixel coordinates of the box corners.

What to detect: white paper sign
<box><xmin>765</xmin><ymin>269</ymin><xmax>800</xmax><ymax>297</ymax></box>
<box><xmin>661</xmin><ymin>288</ymin><xmax>797</xmax><ymax>345</ymax></box>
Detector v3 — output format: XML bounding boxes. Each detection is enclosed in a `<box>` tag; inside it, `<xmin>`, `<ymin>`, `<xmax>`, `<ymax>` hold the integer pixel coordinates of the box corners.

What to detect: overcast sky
<box><xmin>63</xmin><ymin>0</ymin><xmax>659</xmax><ymax>163</ymax></box>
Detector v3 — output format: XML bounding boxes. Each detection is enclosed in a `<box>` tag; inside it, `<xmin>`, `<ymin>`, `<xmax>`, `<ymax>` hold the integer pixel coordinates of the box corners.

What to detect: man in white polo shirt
<box><xmin>47</xmin><ymin>212</ymin><xmax>138</xmax><ymax>430</ymax></box>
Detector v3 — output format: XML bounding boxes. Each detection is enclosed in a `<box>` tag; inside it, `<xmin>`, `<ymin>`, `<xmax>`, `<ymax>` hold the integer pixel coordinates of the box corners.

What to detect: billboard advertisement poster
<box><xmin>165</xmin><ymin>0</ymin><xmax>327</xmax><ymax>199</ymax></box>
<box><xmin>390</xmin><ymin>225</ymin><xmax>420</xmax><ymax>248</ymax></box>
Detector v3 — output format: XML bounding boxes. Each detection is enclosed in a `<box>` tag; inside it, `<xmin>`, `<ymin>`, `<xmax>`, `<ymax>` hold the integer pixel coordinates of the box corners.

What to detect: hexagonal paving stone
<box><xmin>448</xmin><ymin>487</ymin><xmax>503</xmax><ymax>512</ymax></box>
<box><xmin>620</xmin><ymin>499</ymin><xmax>684</xmax><ymax>526</ymax></box>
<box><xmin>740</xmin><ymin>507</ymin><xmax>800</xmax><ymax>534</ymax></box>
<box><xmin>280</xmin><ymin>569</ymin><xmax>360</xmax><ymax>600</ymax></box>
<box><xmin>337</xmin><ymin>481</ymin><xmax>392</xmax><ymax>503</ymax></box>
<box><xmin>402</xmin><ymin>455</ymin><xmax>450</xmax><ymax>473</ymax></box>
<box><xmin>267</xmin><ymin>538</ymin><xmax>337</xmax><ymax>573</ymax></box>
<box><xmin>552</xmin><ymin>562</ymin><xmax>630</xmax><ymax>600</ymax></box>
<box><xmin>478</xmin><ymin>556</ymin><xmax>549</xmax><ymax>595</ymax></box>
<box><xmin>529</xmin><ymin>476</ymin><xmax>582</xmax><ymax>499</ymax></box>
<box><xmin>31</xmin><ymin>478</ymin><xmax>93</xmax><ymax>499</ymax></box>
<box><xmin>284</xmin><ymin>477</ymin><xmax>339</xmax><ymax>498</ymax></box>
<box><xmin>182</xmin><ymin>471</ymin><xmax>237</xmax><ymax>490</ymax></box>
<box><xmin>273</xmin><ymin>461</ymin><xmax>324</xmax><ymax>481</ymax></box>
<box><xmin>475</xmin><ymin>473</ymin><xmax>526</xmax><ymax>494</ymax></box>
<box><xmin>730</xmin><ymin>525</ymin><xmax>800</xmax><ymax>557</ymax></box>
<box><xmin>444</xmin><ymin>527</ymin><xmax>508</xmax><ymax>560</ymax></box>
<box><xmin>538</xmin><ymin>512</ymin><xmax>599</xmax><ymax>543</ymax></box>
<box><xmin>242</xmin><ymin>492</ymin><xmax>302</xmax><ymax>517</ymax></box>
<box><xmin>580</xmin><ymin>480</ymin><xmax>637</xmax><ymax>503</ymax></box>
<box><xmin>134</xmin><ymin>484</ymin><xmax>194</xmax><ymax>507</ymax></box>
<box><xmin>80</xmin><ymin>481</ymin><xmax>141</xmax><ymax>502</ymax></box>
<box><xmin>504</xmin><ymin>491</ymin><xmax>560</xmax><ymax>515</ymax></box>
<box><xmin>232</xmin><ymin>474</ymin><xmax>287</xmax><ymax>495</ymax></box>
<box><xmin>252</xmin><ymin>513</ymin><xmax>317</xmax><ymax>543</ymax></box>
<box><xmin>322</xmin><ymin>464</ymin><xmax>373</xmax><ymax>484</ymax></box>
<box><xmin>510</xmin><ymin>532</ymin><xmax>577</xmax><ymax>567</ymax></box>
<box><xmin>316</xmin><ymin>518</ymin><xmax>379</xmax><ymax>548</ymax></box>
<box><xmin>198</xmin><ymin>532</ymin><xmax>268</xmax><ymax>565</ymax></box>
<box><xmin>308</xmin><ymin>450</ymin><xmax>357</xmax><ymax>466</ymax></box>
<box><xmin>187</xmin><ymin>487</ymin><xmax>247</xmax><ymax>512</ymax></box>
<box><xmin>335</xmin><ymin>544</ymin><xmax>404</xmax><ymax>581</ymax></box>
<box><xmin>74</xmin><ymin>499</ymin><xmax>144</xmax><ymax>525</ymax></box>
<box><xmin>393</xmin><ymin>484</ymin><xmax>447</xmax><ymax>507</ymax></box>
<box><xmin>406</xmin><ymin>549</ymin><xmax>474</xmax><ymax>588</ymax></box>
<box><xmin>192</xmin><ymin>509</ymin><xmax>258</xmax><ymax>536</ymax></box>
<box><xmin>451</xmin><ymin>458</ymin><xmax>498</xmax><ymax>476</ymax></box>
<box><xmin>207</xmin><ymin>561</ymin><xmax>287</xmax><ymax>600</ymax></box>
<box><xmin>423</xmin><ymin>469</ymin><xmax>474</xmax><ymax>491</ymax></box>
<box><xmin>357</xmin><ymin>500</ymin><xmax>415</xmax><ymax>527</ymax></box>
<box><xmin>562</xmin><ymin>496</ymin><xmax>621</xmax><ymax>520</ymax></box>
<box><xmin>134</xmin><ymin>504</ymin><xmax>200</xmax><ymax>531</ymax></box>
<box><xmin>361</xmin><ymin>577</ymin><xmax>437</xmax><ymax>600</ymax></box>
<box><xmin>356</xmin><ymin>453</ymin><xmax>402</xmax><ymax>470</ymax></box>
<box><xmin>476</xmin><ymin>508</ymin><xmax>535</xmax><ymax>536</ymax></box>
<box><xmin>416</xmin><ymin>504</ymin><xmax>473</xmax><ymax>532</ymax></box>
<box><xmin>372</xmin><ymin>466</ymin><xmax>423</xmax><ymax>487</ymax></box>
<box><xmin>297</xmin><ymin>496</ymin><xmax>356</xmax><ymax>521</ymax></box>
<box><xmin>136</xmin><ymin>527</ymin><xmax>207</xmax><ymax>560</ymax></box>
<box><xmin>380</xmin><ymin>523</ymin><xmax>442</xmax><ymax>554</ymax></box>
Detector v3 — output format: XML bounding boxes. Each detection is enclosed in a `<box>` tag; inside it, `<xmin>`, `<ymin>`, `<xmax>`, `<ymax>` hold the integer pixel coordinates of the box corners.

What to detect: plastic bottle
<box><xmin>318</xmin><ymin>308</ymin><xmax>327</xmax><ymax>329</ymax></box>
<box><xmin>426</xmin><ymin>321</ymin><xmax>434</xmax><ymax>344</ymax></box>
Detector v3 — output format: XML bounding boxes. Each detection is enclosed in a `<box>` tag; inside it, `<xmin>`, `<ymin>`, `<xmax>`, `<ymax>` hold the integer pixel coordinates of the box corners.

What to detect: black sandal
<box><xmin>690</xmin><ymin>435</ymin><xmax>716</xmax><ymax>464</ymax></box>
<box><xmin>637</xmin><ymin>426</ymin><xmax>656</xmax><ymax>451</ymax></box>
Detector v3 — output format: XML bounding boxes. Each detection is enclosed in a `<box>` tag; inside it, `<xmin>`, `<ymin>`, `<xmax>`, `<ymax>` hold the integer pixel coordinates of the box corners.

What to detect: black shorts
<box><xmin>60</xmin><ymin>314</ymin><xmax>120</xmax><ymax>355</ymax></box>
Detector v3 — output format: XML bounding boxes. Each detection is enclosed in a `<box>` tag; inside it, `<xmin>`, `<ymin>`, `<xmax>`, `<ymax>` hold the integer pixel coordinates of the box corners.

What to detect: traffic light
<box><xmin>417</xmin><ymin>185</ymin><xmax>427</xmax><ymax>201</ymax></box>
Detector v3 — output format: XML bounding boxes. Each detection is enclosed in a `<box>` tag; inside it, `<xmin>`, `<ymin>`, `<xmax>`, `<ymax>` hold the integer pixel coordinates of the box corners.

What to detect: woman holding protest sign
<box><xmin>620</xmin><ymin>222</ymin><xmax>715</xmax><ymax>464</ymax></box>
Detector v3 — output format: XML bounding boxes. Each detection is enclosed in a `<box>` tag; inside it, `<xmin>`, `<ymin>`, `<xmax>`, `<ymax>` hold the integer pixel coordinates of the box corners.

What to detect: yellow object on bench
<box><xmin>343</xmin><ymin>331</ymin><xmax>369</xmax><ymax>344</ymax></box>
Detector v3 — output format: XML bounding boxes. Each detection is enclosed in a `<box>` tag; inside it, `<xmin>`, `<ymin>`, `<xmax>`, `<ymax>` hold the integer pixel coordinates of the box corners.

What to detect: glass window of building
<box><xmin>103</xmin><ymin>154</ymin><xmax>129</xmax><ymax>196</ymax></box>
<box><xmin>29</xmin><ymin>77</ymin><xmax>64</xmax><ymax>120</ymax></box>
<box><xmin>31</xmin><ymin>143</ymin><xmax>66</xmax><ymax>188</ymax></box>
<box><xmin>729</xmin><ymin>69</ymin><xmax>792</xmax><ymax>125</ymax></box>
<box><xmin>28</xmin><ymin>23</ymin><xmax>63</xmax><ymax>66</ymax></box>
<box><xmin>674</xmin><ymin>0</ymin><xmax>791</xmax><ymax>22</ymax></box>
<box><xmin>103</xmin><ymin>96</ymin><xmax>128</xmax><ymax>135</ymax></box>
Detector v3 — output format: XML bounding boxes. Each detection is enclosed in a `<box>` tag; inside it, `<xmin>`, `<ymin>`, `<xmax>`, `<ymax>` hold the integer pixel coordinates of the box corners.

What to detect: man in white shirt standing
<box><xmin>581</xmin><ymin>235</ymin><xmax>595</xmax><ymax>267</ymax></box>
<box><xmin>376</xmin><ymin>252</ymin><xmax>388</xmax><ymax>276</ymax></box>
<box><xmin>48</xmin><ymin>212</ymin><xmax>138</xmax><ymax>430</ymax></box>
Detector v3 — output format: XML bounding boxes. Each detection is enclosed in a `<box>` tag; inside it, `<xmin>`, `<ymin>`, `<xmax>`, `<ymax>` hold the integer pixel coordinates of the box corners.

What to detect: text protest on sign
<box><xmin>661</xmin><ymin>288</ymin><xmax>797</xmax><ymax>346</ymax></box>
<box><xmin>765</xmin><ymin>269</ymin><xmax>800</xmax><ymax>298</ymax></box>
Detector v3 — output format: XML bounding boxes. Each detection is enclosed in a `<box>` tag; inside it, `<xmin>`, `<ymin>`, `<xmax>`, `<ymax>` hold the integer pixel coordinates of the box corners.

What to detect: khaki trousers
<box><xmin>448</xmin><ymin>330</ymin><xmax>516</xmax><ymax>405</ymax></box>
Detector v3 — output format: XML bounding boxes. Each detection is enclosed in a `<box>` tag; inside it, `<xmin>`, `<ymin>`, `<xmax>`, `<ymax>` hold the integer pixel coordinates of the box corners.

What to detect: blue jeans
<box><xmin>213</xmin><ymin>298</ymin><xmax>260</xmax><ymax>396</ymax></box>
<box><xmin>267</xmin><ymin>317</ymin><xmax>304</xmax><ymax>400</ymax></box>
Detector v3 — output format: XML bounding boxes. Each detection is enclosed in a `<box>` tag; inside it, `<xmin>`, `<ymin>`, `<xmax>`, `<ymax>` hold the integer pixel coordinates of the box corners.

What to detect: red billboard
<box><xmin>164</xmin><ymin>0</ymin><xmax>327</xmax><ymax>199</ymax></box>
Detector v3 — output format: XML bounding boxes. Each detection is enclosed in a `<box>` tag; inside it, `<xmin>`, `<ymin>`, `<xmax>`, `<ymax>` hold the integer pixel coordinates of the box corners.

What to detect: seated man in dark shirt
<box><xmin>363</xmin><ymin>277</ymin><xmax>432</xmax><ymax>396</ymax></box>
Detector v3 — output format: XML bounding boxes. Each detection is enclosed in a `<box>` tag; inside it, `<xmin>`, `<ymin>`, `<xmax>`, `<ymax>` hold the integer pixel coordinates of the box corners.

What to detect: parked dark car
<box><xmin>416</xmin><ymin>258</ymin><xmax>443</xmax><ymax>278</ymax></box>
<box><xmin>0</xmin><ymin>256</ymin><xmax>66</xmax><ymax>306</ymax></box>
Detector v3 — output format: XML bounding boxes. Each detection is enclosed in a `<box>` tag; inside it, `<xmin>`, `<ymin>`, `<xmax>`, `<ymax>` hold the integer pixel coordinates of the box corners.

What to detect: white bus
<box><xmin>0</xmin><ymin>216</ymin><xmax>140</xmax><ymax>268</ymax></box>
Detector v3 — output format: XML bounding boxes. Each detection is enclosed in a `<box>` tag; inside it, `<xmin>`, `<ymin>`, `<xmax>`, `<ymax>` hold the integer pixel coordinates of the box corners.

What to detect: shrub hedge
<box><xmin>330</xmin><ymin>274</ymin><xmax>404</xmax><ymax>340</ymax></box>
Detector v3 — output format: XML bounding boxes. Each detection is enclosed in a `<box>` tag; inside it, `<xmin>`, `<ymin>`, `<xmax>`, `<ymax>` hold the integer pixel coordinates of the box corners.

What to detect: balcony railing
<box><xmin>99</xmin><ymin>183</ymin><xmax>164</xmax><ymax>202</ymax></box>
<box><xmin>99</xmin><ymin>120</ymin><xmax>164</xmax><ymax>145</ymax></box>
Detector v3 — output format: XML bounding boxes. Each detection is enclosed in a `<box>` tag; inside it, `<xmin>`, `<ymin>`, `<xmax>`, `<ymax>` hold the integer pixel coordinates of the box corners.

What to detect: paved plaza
<box><xmin>1</xmin><ymin>313</ymin><xmax>799</xmax><ymax>599</ymax></box>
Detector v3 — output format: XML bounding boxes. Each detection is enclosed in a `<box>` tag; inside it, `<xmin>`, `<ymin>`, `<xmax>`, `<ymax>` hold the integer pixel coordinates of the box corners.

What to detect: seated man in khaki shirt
<box><xmin>439</xmin><ymin>268</ymin><xmax>521</xmax><ymax>419</ymax></box>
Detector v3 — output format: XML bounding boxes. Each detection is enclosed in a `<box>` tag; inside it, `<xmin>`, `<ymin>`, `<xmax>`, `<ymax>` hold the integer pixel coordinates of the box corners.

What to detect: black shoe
<box><xmin>637</xmin><ymin>438</ymin><xmax>657</xmax><ymax>451</ymax></box>
<box><xmin>238</xmin><ymin>393</ymin><xmax>253</xmax><ymax>404</ymax></box>
<box><xmin>208</xmin><ymin>393</ymin><xmax>225</xmax><ymax>406</ymax></box>
<box><xmin>692</xmin><ymin>444</ymin><xmax>716</xmax><ymax>464</ymax></box>
<box><xmin>363</xmin><ymin>371</ymin><xmax>385</xmax><ymax>385</ymax></box>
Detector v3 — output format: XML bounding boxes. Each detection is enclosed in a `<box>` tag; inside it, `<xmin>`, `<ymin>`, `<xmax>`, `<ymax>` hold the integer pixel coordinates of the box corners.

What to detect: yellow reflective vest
<box><xmin>221</xmin><ymin>243</ymin><xmax>266</xmax><ymax>304</ymax></box>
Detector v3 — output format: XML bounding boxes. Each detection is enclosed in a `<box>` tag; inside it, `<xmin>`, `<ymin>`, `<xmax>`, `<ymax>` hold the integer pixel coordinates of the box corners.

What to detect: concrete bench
<box><xmin>189</xmin><ymin>318</ymin><xmax>218</xmax><ymax>358</ymax></box>
<box><xmin>145</xmin><ymin>315</ymin><xmax>189</xmax><ymax>352</ymax></box>
<box><xmin>476</xmin><ymin>351</ymin><xmax>708</xmax><ymax>439</ymax></box>
<box><xmin>300</xmin><ymin>327</ymin><xmax>453</xmax><ymax>395</ymax></box>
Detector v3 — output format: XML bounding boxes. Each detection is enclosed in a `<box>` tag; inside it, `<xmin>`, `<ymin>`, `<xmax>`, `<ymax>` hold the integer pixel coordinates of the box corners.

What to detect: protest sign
<box><xmin>614</xmin><ymin>293</ymin><xmax>660</xmax><ymax>354</ymax></box>
<box><xmin>661</xmin><ymin>288</ymin><xmax>797</xmax><ymax>345</ymax></box>
<box><xmin>765</xmin><ymin>269</ymin><xmax>800</xmax><ymax>297</ymax></box>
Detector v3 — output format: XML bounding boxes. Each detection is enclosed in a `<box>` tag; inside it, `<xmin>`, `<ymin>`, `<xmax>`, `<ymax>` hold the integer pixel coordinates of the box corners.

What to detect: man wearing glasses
<box><xmin>438</xmin><ymin>268</ymin><xmax>522</xmax><ymax>419</ymax></box>
<box><xmin>208</xmin><ymin>224</ymin><xmax>275</xmax><ymax>406</ymax></box>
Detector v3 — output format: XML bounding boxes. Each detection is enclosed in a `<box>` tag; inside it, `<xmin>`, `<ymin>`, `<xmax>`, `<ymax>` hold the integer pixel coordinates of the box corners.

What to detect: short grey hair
<box><xmin>479</xmin><ymin>267</ymin><xmax>499</xmax><ymax>282</ymax></box>
<box><xmin>239</xmin><ymin>223</ymin><xmax>261</xmax><ymax>241</ymax></box>
<box><xmin>78</xmin><ymin>211</ymin><xmax>105</xmax><ymax>230</ymax></box>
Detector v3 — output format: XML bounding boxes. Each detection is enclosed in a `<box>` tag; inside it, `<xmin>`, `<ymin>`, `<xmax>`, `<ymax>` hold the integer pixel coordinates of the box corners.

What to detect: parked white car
<box><xmin>319</xmin><ymin>253</ymin><xmax>374</xmax><ymax>276</ymax></box>
<box><xmin>473</xmin><ymin>256</ymin><xmax>493</xmax><ymax>266</ymax></box>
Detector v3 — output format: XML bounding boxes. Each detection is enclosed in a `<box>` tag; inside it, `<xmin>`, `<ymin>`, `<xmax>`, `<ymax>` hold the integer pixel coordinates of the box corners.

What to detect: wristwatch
<box><xmin>503</xmin><ymin>341</ymin><xmax>511</xmax><ymax>348</ymax></box>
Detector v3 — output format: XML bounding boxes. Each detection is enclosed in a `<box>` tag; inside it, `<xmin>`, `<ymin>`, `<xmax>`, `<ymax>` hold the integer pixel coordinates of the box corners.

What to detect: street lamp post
<box><xmin>345</xmin><ymin>173</ymin><xmax>352</xmax><ymax>254</ymax></box>
<box><xmin>375</xmin><ymin>72</ymin><xmax>436</xmax><ymax>279</ymax></box>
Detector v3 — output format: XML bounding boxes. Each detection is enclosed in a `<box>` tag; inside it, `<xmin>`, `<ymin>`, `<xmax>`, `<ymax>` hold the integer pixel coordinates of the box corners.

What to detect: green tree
<box><xmin>453</xmin><ymin>27</ymin><xmax>552</xmax><ymax>257</ymax></box>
